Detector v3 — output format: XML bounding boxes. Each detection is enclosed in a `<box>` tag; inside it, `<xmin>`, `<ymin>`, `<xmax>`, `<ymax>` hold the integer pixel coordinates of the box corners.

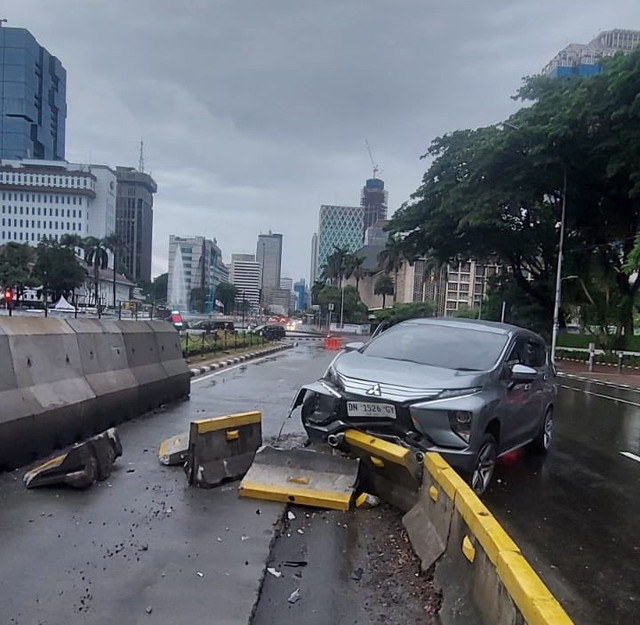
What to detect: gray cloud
<box><xmin>5</xmin><ymin>0</ymin><xmax>640</xmax><ymax>279</ymax></box>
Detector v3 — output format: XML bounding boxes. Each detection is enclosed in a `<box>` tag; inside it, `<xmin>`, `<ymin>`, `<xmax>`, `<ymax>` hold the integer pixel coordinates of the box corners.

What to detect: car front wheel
<box><xmin>470</xmin><ymin>434</ymin><xmax>497</xmax><ymax>496</ymax></box>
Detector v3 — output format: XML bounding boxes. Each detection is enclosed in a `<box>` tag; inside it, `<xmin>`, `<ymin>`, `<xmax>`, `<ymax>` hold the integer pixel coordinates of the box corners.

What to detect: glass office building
<box><xmin>0</xmin><ymin>27</ymin><xmax>66</xmax><ymax>161</ymax></box>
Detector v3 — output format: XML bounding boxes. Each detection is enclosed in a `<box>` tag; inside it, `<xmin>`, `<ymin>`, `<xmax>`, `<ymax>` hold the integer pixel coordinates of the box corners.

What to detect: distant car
<box><xmin>290</xmin><ymin>318</ymin><xmax>557</xmax><ymax>495</ymax></box>
<box><xmin>170</xmin><ymin>311</ymin><xmax>186</xmax><ymax>331</ymax></box>
<box><xmin>189</xmin><ymin>319</ymin><xmax>235</xmax><ymax>334</ymax></box>
<box><xmin>256</xmin><ymin>324</ymin><xmax>286</xmax><ymax>340</ymax></box>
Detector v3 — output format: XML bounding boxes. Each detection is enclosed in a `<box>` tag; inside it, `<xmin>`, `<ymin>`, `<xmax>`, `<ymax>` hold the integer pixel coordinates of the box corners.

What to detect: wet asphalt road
<box><xmin>485</xmin><ymin>377</ymin><xmax>640</xmax><ymax>625</ymax></box>
<box><xmin>0</xmin><ymin>342</ymin><xmax>334</xmax><ymax>625</ymax></box>
<box><xmin>2</xmin><ymin>342</ymin><xmax>640</xmax><ymax>624</ymax></box>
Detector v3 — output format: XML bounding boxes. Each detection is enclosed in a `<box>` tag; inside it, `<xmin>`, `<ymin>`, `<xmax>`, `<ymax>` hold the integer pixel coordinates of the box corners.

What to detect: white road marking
<box><xmin>620</xmin><ymin>451</ymin><xmax>640</xmax><ymax>463</ymax></box>
<box><xmin>560</xmin><ymin>385</ymin><xmax>640</xmax><ymax>408</ymax></box>
<box><xmin>192</xmin><ymin>353</ymin><xmax>277</xmax><ymax>384</ymax></box>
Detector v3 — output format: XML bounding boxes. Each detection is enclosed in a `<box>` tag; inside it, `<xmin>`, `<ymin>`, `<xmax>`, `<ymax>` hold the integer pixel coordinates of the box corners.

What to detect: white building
<box><xmin>230</xmin><ymin>253</ymin><xmax>262</xmax><ymax>312</ymax></box>
<box><xmin>167</xmin><ymin>235</ymin><xmax>227</xmax><ymax>312</ymax></box>
<box><xmin>0</xmin><ymin>159</ymin><xmax>116</xmax><ymax>258</ymax></box>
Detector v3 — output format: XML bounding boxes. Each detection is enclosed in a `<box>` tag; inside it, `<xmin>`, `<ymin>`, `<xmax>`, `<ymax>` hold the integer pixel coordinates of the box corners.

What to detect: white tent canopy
<box><xmin>53</xmin><ymin>295</ymin><xmax>76</xmax><ymax>311</ymax></box>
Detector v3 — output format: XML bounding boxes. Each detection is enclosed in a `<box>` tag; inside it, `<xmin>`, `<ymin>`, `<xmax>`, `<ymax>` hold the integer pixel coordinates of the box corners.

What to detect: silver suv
<box><xmin>291</xmin><ymin>318</ymin><xmax>557</xmax><ymax>494</ymax></box>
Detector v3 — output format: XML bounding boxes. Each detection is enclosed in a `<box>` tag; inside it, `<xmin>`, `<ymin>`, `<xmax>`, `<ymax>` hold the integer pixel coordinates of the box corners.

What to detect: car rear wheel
<box><xmin>529</xmin><ymin>408</ymin><xmax>553</xmax><ymax>454</ymax></box>
<box><xmin>470</xmin><ymin>434</ymin><xmax>497</xmax><ymax>496</ymax></box>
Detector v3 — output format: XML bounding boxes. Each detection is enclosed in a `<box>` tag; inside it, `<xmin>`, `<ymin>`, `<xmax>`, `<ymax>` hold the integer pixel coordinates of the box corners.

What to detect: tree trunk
<box><xmin>382</xmin><ymin>294</ymin><xmax>386</xmax><ymax>308</ymax></box>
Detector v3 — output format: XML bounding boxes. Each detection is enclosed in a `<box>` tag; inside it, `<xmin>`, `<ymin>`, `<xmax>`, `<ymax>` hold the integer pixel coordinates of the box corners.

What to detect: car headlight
<box><xmin>448</xmin><ymin>410</ymin><xmax>472</xmax><ymax>442</ymax></box>
<box><xmin>438</xmin><ymin>387</ymin><xmax>482</xmax><ymax>400</ymax></box>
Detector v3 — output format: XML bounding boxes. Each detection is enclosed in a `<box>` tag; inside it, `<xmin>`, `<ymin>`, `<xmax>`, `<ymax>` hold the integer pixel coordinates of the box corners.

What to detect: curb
<box><xmin>557</xmin><ymin>371</ymin><xmax>640</xmax><ymax>392</ymax></box>
<box><xmin>188</xmin><ymin>343</ymin><xmax>293</xmax><ymax>377</ymax></box>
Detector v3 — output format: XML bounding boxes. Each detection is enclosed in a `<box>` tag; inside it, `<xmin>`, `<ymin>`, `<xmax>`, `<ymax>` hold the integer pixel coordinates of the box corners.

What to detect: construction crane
<box><xmin>365</xmin><ymin>140</ymin><xmax>381</xmax><ymax>179</ymax></box>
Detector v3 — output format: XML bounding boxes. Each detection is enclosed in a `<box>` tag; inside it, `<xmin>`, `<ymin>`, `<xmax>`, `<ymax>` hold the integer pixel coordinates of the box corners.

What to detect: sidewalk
<box><xmin>556</xmin><ymin>358</ymin><xmax>640</xmax><ymax>390</ymax></box>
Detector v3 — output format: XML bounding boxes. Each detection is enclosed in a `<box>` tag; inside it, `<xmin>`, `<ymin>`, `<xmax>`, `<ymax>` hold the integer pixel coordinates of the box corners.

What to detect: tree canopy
<box><xmin>389</xmin><ymin>49</ymin><xmax>640</xmax><ymax>341</ymax></box>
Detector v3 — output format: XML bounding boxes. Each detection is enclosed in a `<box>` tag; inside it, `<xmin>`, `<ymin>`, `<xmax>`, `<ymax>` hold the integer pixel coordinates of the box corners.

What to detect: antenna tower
<box><xmin>139</xmin><ymin>139</ymin><xmax>145</xmax><ymax>173</ymax></box>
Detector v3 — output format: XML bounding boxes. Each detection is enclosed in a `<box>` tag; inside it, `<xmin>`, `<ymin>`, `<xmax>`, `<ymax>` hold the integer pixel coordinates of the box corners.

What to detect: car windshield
<box><xmin>362</xmin><ymin>323</ymin><xmax>509</xmax><ymax>371</ymax></box>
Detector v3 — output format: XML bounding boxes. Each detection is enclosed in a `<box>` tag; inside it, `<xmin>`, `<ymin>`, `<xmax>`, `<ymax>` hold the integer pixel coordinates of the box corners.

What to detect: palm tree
<box><xmin>379</xmin><ymin>235</ymin><xmax>406</xmax><ymax>303</ymax></box>
<box><xmin>347</xmin><ymin>253</ymin><xmax>366</xmax><ymax>293</ymax></box>
<box><xmin>321</xmin><ymin>246</ymin><xmax>351</xmax><ymax>286</ymax></box>
<box><xmin>60</xmin><ymin>233</ymin><xmax>85</xmax><ymax>257</ymax></box>
<box><xmin>84</xmin><ymin>237</ymin><xmax>109</xmax><ymax>312</ymax></box>
<box><xmin>374</xmin><ymin>274</ymin><xmax>394</xmax><ymax>308</ymax></box>
<box><xmin>104</xmin><ymin>233</ymin><xmax>126</xmax><ymax>309</ymax></box>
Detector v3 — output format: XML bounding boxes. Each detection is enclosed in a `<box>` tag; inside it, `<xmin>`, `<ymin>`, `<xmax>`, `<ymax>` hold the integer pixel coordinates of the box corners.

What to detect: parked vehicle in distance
<box><xmin>188</xmin><ymin>319</ymin><xmax>236</xmax><ymax>334</ymax></box>
<box><xmin>255</xmin><ymin>324</ymin><xmax>286</xmax><ymax>340</ymax></box>
<box><xmin>169</xmin><ymin>311</ymin><xmax>186</xmax><ymax>331</ymax></box>
<box><xmin>290</xmin><ymin>318</ymin><xmax>557</xmax><ymax>494</ymax></box>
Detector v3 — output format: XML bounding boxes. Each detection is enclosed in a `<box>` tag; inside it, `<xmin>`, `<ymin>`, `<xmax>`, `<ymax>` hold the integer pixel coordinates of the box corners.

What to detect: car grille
<box><xmin>336</xmin><ymin>371</ymin><xmax>441</xmax><ymax>403</ymax></box>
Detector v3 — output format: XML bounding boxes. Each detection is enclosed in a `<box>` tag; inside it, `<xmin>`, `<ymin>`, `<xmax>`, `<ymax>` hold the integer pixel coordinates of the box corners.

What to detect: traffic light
<box><xmin>3</xmin><ymin>287</ymin><xmax>14</xmax><ymax>316</ymax></box>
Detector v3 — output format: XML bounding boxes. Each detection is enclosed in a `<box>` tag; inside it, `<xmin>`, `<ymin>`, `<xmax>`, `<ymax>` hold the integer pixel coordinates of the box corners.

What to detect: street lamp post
<box><xmin>550</xmin><ymin>166</ymin><xmax>567</xmax><ymax>365</ymax></box>
<box><xmin>339</xmin><ymin>275</ymin><xmax>345</xmax><ymax>328</ymax></box>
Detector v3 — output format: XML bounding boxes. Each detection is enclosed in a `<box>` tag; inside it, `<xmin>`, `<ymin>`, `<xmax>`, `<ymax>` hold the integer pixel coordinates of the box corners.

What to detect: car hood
<box><xmin>334</xmin><ymin>351</ymin><xmax>489</xmax><ymax>391</ymax></box>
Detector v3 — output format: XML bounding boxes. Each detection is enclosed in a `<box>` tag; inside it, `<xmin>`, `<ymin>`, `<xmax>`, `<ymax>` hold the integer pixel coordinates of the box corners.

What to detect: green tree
<box><xmin>84</xmin><ymin>237</ymin><xmax>110</xmax><ymax>310</ymax></box>
<box><xmin>321</xmin><ymin>246</ymin><xmax>352</xmax><ymax>286</ymax></box>
<box><xmin>390</xmin><ymin>48</ymin><xmax>640</xmax><ymax>338</ymax></box>
<box><xmin>60</xmin><ymin>234</ymin><xmax>85</xmax><ymax>255</ymax></box>
<box><xmin>379</xmin><ymin>235</ymin><xmax>406</xmax><ymax>303</ymax></box>
<box><xmin>374</xmin><ymin>301</ymin><xmax>435</xmax><ymax>326</ymax></box>
<box><xmin>374</xmin><ymin>274</ymin><xmax>394</xmax><ymax>308</ymax></box>
<box><xmin>346</xmin><ymin>253</ymin><xmax>366</xmax><ymax>292</ymax></box>
<box><xmin>453</xmin><ymin>304</ymin><xmax>479</xmax><ymax>319</ymax></box>
<box><xmin>216</xmin><ymin>281</ymin><xmax>238</xmax><ymax>315</ymax></box>
<box><xmin>32</xmin><ymin>238</ymin><xmax>86</xmax><ymax>315</ymax></box>
<box><xmin>0</xmin><ymin>243</ymin><xmax>37</xmax><ymax>305</ymax></box>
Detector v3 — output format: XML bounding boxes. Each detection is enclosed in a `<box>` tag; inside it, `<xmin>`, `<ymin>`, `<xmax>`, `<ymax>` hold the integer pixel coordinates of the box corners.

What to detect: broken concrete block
<box><xmin>23</xmin><ymin>428</ymin><xmax>123</xmax><ymax>489</ymax></box>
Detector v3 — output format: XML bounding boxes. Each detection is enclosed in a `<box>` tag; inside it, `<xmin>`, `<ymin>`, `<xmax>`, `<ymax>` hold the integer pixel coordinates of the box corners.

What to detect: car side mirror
<box><xmin>344</xmin><ymin>341</ymin><xmax>365</xmax><ymax>352</ymax></box>
<box><xmin>511</xmin><ymin>363</ymin><xmax>537</xmax><ymax>382</ymax></box>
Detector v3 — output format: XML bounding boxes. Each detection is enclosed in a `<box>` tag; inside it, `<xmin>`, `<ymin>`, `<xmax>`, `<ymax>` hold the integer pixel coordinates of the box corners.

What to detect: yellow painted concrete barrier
<box><xmin>185</xmin><ymin>411</ymin><xmax>262</xmax><ymax>487</ymax></box>
<box><xmin>403</xmin><ymin>452</ymin><xmax>574</xmax><ymax>625</ymax></box>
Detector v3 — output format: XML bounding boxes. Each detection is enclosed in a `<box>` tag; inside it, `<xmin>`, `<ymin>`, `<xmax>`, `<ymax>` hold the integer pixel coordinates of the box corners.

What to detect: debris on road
<box><xmin>287</xmin><ymin>511</ymin><xmax>296</xmax><ymax>521</ymax></box>
<box><xmin>355</xmin><ymin>492</ymin><xmax>380</xmax><ymax>509</ymax></box>
<box><xmin>196</xmin><ymin>571</ymin><xmax>204</xmax><ymax>578</ymax></box>
<box><xmin>23</xmin><ymin>428</ymin><xmax>123</xmax><ymax>489</ymax></box>
<box><xmin>287</xmin><ymin>588</ymin><xmax>300</xmax><ymax>604</ymax></box>
<box><xmin>157</xmin><ymin>432</ymin><xmax>189</xmax><ymax>466</ymax></box>
<box><xmin>351</xmin><ymin>567</ymin><xmax>364</xmax><ymax>581</ymax></box>
<box><xmin>283</xmin><ymin>561</ymin><xmax>308</xmax><ymax>568</ymax></box>
<box><xmin>239</xmin><ymin>446</ymin><xmax>359</xmax><ymax>511</ymax></box>
<box><xmin>267</xmin><ymin>567</ymin><xmax>282</xmax><ymax>578</ymax></box>
<box><xmin>145</xmin><ymin>606</ymin><xmax>153</xmax><ymax>615</ymax></box>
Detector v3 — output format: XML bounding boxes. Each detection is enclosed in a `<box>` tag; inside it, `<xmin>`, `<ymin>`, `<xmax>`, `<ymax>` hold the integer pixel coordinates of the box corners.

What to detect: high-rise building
<box><xmin>0</xmin><ymin>159</ymin><xmax>115</xmax><ymax>248</ymax></box>
<box><xmin>256</xmin><ymin>231</ymin><xmax>282</xmax><ymax>288</ymax></box>
<box><xmin>293</xmin><ymin>279</ymin><xmax>307</xmax><ymax>311</ymax></box>
<box><xmin>0</xmin><ymin>27</ymin><xmax>66</xmax><ymax>161</ymax></box>
<box><xmin>280</xmin><ymin>277</ymin><xmax>293</xmax><ymax>292</ymax></box>
<box><xmin>167</xmin><ymin>235</ymin><xmax>226</xmax><ymax>313</ymax></box>
<box><xmin>543</xmin><ymin>29</ymin><xmax>640</xmax><ymax>77</ymax></box>
<box><xmin>115</xmin><ymin>167</ymin><xmax>157</xmax><ymax>284</ymax></box>
<box><xmin>316</xmin><ymin>205</ymin><xmax>364</xmax><ymax>275</ymax></box>
<box><xmin>230</xmin><ymin>253</ymin><xmax>261</xmax><ymax>311</ymax></box>
<box><xmin>310</xmin><ymin>233</ymin><xmax>318</xmax><ymax>285</ymax></box>
<box><xmin>361</xmin><ymin>178</ymin><xmax>388</xmax><ymax>230</ymax></box>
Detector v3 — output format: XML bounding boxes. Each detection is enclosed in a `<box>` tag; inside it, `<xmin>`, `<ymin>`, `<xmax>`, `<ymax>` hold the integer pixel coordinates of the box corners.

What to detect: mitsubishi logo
<box><xmin>366</xmin><ymin>383</ymin><xmax>382</xmax><ymax>397</ymax></box>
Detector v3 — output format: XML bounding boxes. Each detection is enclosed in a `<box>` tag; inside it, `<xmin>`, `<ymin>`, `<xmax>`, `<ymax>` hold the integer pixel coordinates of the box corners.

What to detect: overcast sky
<box><xmin>4</xmin><ymin>1</ymin><xmax>640</xmax><ymax>281</ymax></box>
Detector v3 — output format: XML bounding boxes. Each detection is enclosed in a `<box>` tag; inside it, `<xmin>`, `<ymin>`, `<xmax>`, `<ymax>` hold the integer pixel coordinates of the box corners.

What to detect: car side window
<box><xmin>506</xmin><ymin>337</ymin><xmax>545</xmax><ymax>368</ymax></box>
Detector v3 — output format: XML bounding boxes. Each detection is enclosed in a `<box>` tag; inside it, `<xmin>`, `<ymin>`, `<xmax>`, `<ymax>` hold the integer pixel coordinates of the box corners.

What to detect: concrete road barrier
<box><xmin>185</xmin><ymin>411</ymin><xmax>262</xmax><ymax>487</ymax></box>
<box><xmin>403</xmin><ymin>451</ymin><xmax>574</xmax><ymax>625</ymax></box>
<box><xmin>239</xmin><ymin>446</ymin><xmax>359</xmax><ymax>511</ymax></box>
<box><xmin>23</xmin><ymin>428</ymin><xmax>123</xmax><ymax>489</ymax></box>
<box><xmin>342</xmin><ymin>429</ymin><xmax>423</xmax><ymax>512</ymax></box>
<box><xmin>0</xmin><ymin>318</ymin><xmax>190</xmax><ymax>471</ymax></box>
<box><xmin>158</xmin><ymin>431</ymin><xmax>189</xmax><ymax>466</ymax></box>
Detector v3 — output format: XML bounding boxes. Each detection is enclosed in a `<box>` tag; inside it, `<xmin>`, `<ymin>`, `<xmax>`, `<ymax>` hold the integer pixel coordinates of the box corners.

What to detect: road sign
<box><xmin>328</xmin><ymin>303</ymin><xmax>334</xmax><ymax>311</ymax></box>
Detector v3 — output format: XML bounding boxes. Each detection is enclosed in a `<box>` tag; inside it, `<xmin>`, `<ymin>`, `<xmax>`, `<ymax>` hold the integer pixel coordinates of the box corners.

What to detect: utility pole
<box><xmin>551</xmin><ymin>166</ymin><xmax>567</xmax><ymax>365</ymax></box>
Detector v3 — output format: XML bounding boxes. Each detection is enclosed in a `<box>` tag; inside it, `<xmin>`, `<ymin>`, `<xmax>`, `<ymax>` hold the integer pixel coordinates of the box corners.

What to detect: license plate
<box><xmin>346</xmin><ymin>401</ymin><xmax>396</xmax><ymax>419</ymax></box>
